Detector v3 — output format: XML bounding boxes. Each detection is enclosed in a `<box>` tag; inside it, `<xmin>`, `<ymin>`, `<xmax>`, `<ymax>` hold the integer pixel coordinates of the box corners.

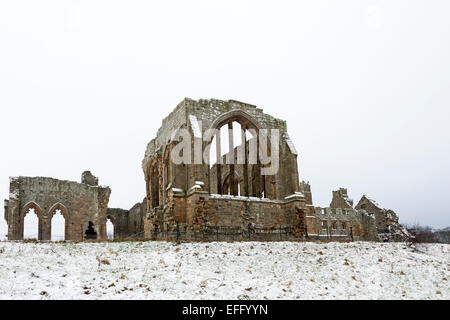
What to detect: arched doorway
<box><xmin>222</xmin><ymin>172</ymin><xmax>241</xmax><ymax>196</ymax></box>
<box><xmin>23</xmin><ymin>208</ymin><xmax>39</xmax><ymax>240</ymax></box>
<box><xmin>85</xmin><ymin>221</ymin><xmax>97</xmax><ymax>240</ymax></box>
<box><xmin>49</xmin><ymin>203</ymin><xmax>68</xmax><ymax>241</ymax></box>
<box><xmin>106</xmin><ymin>218</ymin><xmax>114</xmax><ymax>240</ymax></box>
<box><xmin>22</xmin><ymin>202</ymin><xmax>42</xmax><ymax>240</ymax></box>
<box><xmin>51</xmin><ymin>210</ymin><xmax>65</xmax><ymax>241</ymax></box>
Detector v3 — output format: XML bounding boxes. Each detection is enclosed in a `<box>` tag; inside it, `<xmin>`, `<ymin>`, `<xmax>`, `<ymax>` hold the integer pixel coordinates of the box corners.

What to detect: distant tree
<box><xmin>405</xmin><ymin>224</ymin><xmax>450</xmax><ymax>244</ymax></box>
<box><xmin>435</xmin><ymin>228</ymin><xmax>450</xmax><ymax>244</ymax></box>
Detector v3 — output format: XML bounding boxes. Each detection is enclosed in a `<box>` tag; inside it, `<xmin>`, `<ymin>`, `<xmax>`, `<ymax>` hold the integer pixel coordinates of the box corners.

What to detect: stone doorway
<box><xmin>85</xmin><ymin>221</ymin><xmax>97</xmax><ymax>240</ymax></box>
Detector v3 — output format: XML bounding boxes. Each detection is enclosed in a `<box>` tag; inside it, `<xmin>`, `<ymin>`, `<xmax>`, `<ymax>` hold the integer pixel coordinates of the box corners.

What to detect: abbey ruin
<box><xmin>3</xmin><ymin>98</ymin><xmax>409</xmax><ymax>242</ymax></box>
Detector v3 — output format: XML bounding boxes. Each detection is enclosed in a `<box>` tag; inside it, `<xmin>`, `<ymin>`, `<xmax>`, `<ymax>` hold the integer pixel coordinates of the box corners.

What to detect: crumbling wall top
<box><xmin>81</xmin><ymin>171</ymin><xmax>99</xmax><ymax>186</ymax></box>
<box><xmin>330</xmin><ymin>188</ymin><xmax>354</xmax><ymax>209</ymax></box>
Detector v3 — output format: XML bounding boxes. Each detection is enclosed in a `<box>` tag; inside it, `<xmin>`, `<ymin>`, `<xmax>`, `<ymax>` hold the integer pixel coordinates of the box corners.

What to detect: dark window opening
<box><xmin>85</xmin><ymin>221</ymin><xmax>97</xmax><ymax>239</ymax></box>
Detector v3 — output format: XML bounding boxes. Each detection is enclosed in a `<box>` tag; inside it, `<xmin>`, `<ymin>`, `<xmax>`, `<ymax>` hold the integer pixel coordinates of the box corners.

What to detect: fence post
<box><xmin>248</xmin><ymin>225</ymin><xmax>251</xmax><ymax>241</ymax></box>
<box><xmin>305</xmin><ymin>224</ymin><xmax>308</xmax><ymax>239</ymax></box>
<box><xmin>279</xmin><ymin>225</ymin><xmax>282</xmax><ymax>241</ymax></box>
<box><xmin>350</xmin><ymin>227</ymin><xmax>354</xmax><ymax>242</ymax></box>
<box><xmin>176</xmin><ymin>221</ymin><xmax>179</xmax><ymax>242</ymax></box>
<box><xmin>216</xmin><ymin>226</ymin><xmax>219</xmax><ymax>241</ymax></box>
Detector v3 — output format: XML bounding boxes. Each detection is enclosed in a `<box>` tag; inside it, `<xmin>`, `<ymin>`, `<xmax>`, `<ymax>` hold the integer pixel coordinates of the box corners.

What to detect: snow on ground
<box><xmin>0</xmin><ymin>241</ymin><xmax>448</xmax><ymax>300</ymax></box>
<box><xmin>0</xmin><ymin>219</ymin><xmax>7</xmax><ymax>241</ymax></box>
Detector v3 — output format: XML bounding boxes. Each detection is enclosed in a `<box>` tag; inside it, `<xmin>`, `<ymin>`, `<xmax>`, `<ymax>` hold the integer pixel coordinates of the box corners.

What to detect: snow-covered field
<box><xmin>0</xmin><ymin>241</ymin><xmax>448</xmax><ymax>300</ymax></box>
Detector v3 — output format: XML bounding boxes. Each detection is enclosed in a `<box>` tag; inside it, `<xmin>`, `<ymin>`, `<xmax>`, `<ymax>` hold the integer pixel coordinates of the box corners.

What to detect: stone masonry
<box><xmin>141</xmin><ymin>98</ymin><xmax>312</xmax><ymax>240</ymax></box>
<box><xmin>140</xmin><ymin>98</ymin><xmax>406</xmax><ymax>241</ymax></box>
<box><xmin>5</xmin><ymin>172</ymin><xmax>111</xmax><ymax>241</ymax></box>
<box><xmin>3</xmin><ymin>98</ymin><xmax>407</xmax><ymax>242</ymax></box>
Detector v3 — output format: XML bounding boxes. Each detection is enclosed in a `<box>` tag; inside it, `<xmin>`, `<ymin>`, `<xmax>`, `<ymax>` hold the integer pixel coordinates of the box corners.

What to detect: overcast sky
<box><xmin>1</xmin><ymin>0</ymin><xmax>449</xmax><ymax>238</ymax></box>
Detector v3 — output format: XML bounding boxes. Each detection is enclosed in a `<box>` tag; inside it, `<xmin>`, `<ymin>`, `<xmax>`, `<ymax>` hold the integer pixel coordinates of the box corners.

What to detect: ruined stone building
<box><xmin>3</xmin><ymin>98</ymin><xmax>407</xmax><ymax>242</ymax></box>
<box><xmin>106</xmin><ymin>201</ymin><xmax>146</xmax><ymax>239</ymax></box>
<box><xmin>3</xmin><ymin>171</ymin><xmax>145</xmax><ymax>241</ymax></box>
<box><xmin>4</xmin><ymin>172</ymin><xmax>111</xmax><ymax>241</ymax></box>
<box><xmin>355</xmin><ymin>195</ymin><xmax>410</xmax><ymax>241</ymax></box>
<box><xmin>311</xmin><ymin>187</ymin><xmax>378</xmax><ymax>241</ymax></box>
<box><xmin>141</xmin><ymin>98</ymin><xmax>406</xmax><ymax>241</ymax></box>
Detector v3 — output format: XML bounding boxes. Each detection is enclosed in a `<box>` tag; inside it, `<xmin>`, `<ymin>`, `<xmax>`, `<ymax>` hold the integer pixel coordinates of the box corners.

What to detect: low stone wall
<box><xmin>143</xmin><ymin>190</ymin><xmax>315</xmax><ymax>241</ymax></box>
<box><xmin>106</xmin><ymin>199</ymin><xmax>146</xmax><ymax>239</ymax></box>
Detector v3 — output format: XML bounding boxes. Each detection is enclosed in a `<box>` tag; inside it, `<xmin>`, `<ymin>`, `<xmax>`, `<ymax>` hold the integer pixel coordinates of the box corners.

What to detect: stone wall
<box><xmin>313</xmin><ymin>206</ymin><xmax>378</xmax><ymax>241</ymax></box>
<box><xmin>5</xmin><ymin>172</ymin><xmax>110</xmax><ymax>241</ymax></box>
<box><xmin>106</xmin><ymin>208</ymin><xmax>129</xmax><ymax>239</ymax></box>
<box><xmin>143</xmin><ymin>189</ymin><xmax>311</xmax><ymax>240</ymax></box>
<box><xmin>313</xmin><ymin>188</ymin><xmax>379</xmax><ymax>241</ymax></box>
<box><xmin>329</xmin><ymin>188</ymin><xmax>354</xmax><ymax>209</ymax></box>
<box><xmin>355</xmin><ymin>195</ymin><xmax>409</xmax><ymax>241</ymax></box>
<box><xmin>311</xmin><ymin>187</ymin><xmax>411</xmax><ymax>242</ymax></box>
<box><xmin>106</xmin><ymin>199</ymin><xmax>147</xmax><ymax>239</ymax></box>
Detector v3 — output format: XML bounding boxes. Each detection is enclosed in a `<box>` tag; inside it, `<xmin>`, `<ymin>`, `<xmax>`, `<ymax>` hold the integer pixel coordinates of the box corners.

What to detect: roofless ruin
<box><xmin>4</xmin><ymin>98</ymin><xmax>408</xmax><ymax>241</ymax></box>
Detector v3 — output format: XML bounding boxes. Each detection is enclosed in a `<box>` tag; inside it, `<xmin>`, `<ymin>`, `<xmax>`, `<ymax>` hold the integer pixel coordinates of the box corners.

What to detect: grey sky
<box><xmin>1</xmin><ymin>0</ymin><xmax>449</xmax><ymax>238</ymax></box>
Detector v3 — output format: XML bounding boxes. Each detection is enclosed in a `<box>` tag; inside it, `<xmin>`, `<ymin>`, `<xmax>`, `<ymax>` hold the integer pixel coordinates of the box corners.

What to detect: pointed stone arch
<box><xmin>208</xmin><ymin>109</ymin><xmax>262</xmax><ymax>133</ymax></box>
<box><xmin>20</xmin><ymin>201</ymin><xmax>43</xmax><ymax>240</ymax></box>
<box><xmin>106</xmin><ymin>214</ymin><xmax>116</xmax><ymax>226</ymax></box>
<box><xmin>106</xmin><ymin>214</ymin><xmax>115</xmax><ymax>240</ymax></box>
<box><xmin>222</xmin><ymin>171</ymin><xmax>241</xmax><ymax>196</ymax></box>
<box><xmin>48</xmin><ymin>202</ymin><xmax>69</xmax><ymax>220</ymax></box>
<box><xmin>48</xmin><ymin>202</ymin><xmax>69</xmax><ymax>241</ymax></box>
<box><xmin>21</xmin><ymin>201</ymin><xmax>43</xmax><ymax>219</ymax></box>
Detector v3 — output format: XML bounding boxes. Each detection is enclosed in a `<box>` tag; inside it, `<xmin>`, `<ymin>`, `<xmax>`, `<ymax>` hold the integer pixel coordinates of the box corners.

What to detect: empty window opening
<box><xmin>233</xmin><ymin>121</ymin><xmax>242</xmax><ymax>150</ymax></box>
<box><xmin>222</xmin><ymin>173</ymin><xmax>240</xmax><ymax>196</ymax></box>
<box><xmin>85</xmin><ymin>221</ymin><xmax>97</xmax><ymax>240</ymax></box>
<box><xmin>106</xmin><ymin>218</ymin><xmax>114</xmax><ymax>240</ymax></box>
<box><xmin>51</xmin><ymin>209</ymin><xmax>65</xmax><ymax>241</ymax></box>
<box><xmin>321</xmin><ymin>221</ymin><xmax>328</xmax><ymax>233</ymax></box>
<box><xmin>209</xmin><ymin>121</ymin><xmax>244</xmax><ymax>167</ymax></box>
<box><xmin>206</xmin><ymin>115</ymin><xmax>267</xmax><ymax>199</ymax></box>
<box><xmin>24</xmin><ymin>208</ymin><xmax>38</xmax><ymax>240</ymax></box>
<box><xmin>245</xmin><ymin>130</ymin><xmax>254</xmax><ymax>141</ymax></box>
<box><xmin>220</xmin><ymin>125</ymin><xmax>229</xmax><ymax>159</ymax></box>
